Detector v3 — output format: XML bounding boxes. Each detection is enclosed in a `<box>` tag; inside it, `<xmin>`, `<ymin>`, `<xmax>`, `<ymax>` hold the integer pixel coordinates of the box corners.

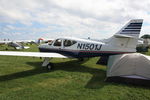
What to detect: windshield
<box><xmin>53</xmin><ymin>39</ymin><xmax>62</xmax><ymax>46</ymax></box>
<box><xmin>48</xmin><ymin>41</ymin><xmax>53</xmax><ymax>45</ymax></box>
<box><xmin>64</xmin><ymin>39</ymin><xmax>77</xmax><ymax>47</ymax></box>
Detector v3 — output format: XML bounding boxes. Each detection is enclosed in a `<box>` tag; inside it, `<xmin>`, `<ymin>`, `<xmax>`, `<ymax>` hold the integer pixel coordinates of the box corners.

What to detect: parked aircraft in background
<box><xmin>8</xmin><ymin>42</ymin><xmax>30</xmax><ymax>50</ymax></box>
<box><xmin>0</xmin><ymin>19</ymin><xmax>143</xmax><ymax>70</ymax></box>
<box><xmin>37</xmin><ymin>38</ymin><xmax>54</xmax><ymax>44</ymax></box>
<box><xmin>0</xmin><ymin>40</ymin><xmax>31</xmax><ymax>50</ymax></box>
<box><xmin>137</xmin><ymin>38</ymin><xmax>144</xmax><ymax>46</ymax></box>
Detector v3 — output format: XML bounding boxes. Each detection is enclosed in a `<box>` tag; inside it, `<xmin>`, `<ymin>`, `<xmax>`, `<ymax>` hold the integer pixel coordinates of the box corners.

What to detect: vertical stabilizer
<box><xmin>106</xmin><ymin>19</ymin><xmax>143</xmax><ymax>52</ymax></box>
<box><xmin>115</xmin><ymin>19</ymin><xmax>143</xmax><ymax>38</ymax></box>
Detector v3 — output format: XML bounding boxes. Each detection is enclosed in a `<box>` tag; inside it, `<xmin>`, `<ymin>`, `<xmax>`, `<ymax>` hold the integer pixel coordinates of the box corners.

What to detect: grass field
<box><xmin>0</xmin><ymin>44</ymin><xmax>150</xmax><ymax>100</ymax></box>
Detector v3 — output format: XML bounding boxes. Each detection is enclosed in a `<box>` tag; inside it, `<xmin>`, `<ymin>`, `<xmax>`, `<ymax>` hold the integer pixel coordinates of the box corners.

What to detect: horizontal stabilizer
<box><xmin>114</xmin><ymin>34</ymin><xmax>135</xmax><ymax>38</ymax></box>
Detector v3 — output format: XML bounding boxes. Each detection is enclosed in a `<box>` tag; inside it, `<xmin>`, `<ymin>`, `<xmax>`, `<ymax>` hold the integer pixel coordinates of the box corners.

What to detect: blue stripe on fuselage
<box><xmin>39</xmin><ymin>48</ymin><xmax>134</xmax><ymax>58</ymax></box>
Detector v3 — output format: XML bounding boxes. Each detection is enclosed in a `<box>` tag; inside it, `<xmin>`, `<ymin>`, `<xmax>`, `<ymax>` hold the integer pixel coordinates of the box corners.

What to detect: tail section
<box><xmin>116</xmin><ymin>19</ymin><xmax>143</xmax><ymax>38</ymax></box>
<box><xmin>107</xmin><ymin>19</ymin><xmax>143</xmax><ymax>52</ymax></box>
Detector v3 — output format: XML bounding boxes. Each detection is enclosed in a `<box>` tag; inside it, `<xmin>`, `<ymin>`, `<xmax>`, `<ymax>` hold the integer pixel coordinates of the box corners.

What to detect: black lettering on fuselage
<box><xmin>95</xmin><ymin>44</ymin><xmax>102</xmax><ymax>50</ymax></box>
<box><xmin>85</xmin><ymin>44</ymin><xmax>90</xmax><ymax>50</ymax></box>
<box><xmin>77</xmin><ymin>43</ymin><xmax>83</xmax><ymax>49</ymax></box>
<box><xmin>83</xmin><ymin>44</ymin><xmax>86</xmax><ymax>49</ymax></box>
<box><xmin>90</xmin><ymin>44</ymin><xmax>94</xmax><ymax>50</ymax></box>
<box><xmin>77</xmin><ymin>43</ymin><xmax>102</xmax><ymax>51</ymax></box>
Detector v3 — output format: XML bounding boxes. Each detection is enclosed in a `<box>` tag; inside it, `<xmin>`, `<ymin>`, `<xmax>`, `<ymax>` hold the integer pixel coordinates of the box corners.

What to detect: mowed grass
<box><xmin>0</xmin><ymin>44</ymin><xmax>150</xmax><ymax>100</ymax></box>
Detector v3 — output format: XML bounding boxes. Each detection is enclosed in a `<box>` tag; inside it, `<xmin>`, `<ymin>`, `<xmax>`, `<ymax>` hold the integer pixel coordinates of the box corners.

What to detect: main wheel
<box><xmin>78</xmin><ymin>58</ymin><xmax>84</xmax><ymax>62</ymax></box>
<box><xmin>46</xmin><ymin>63</ymin><xmax>53</xmax><ymax>71</ymax></box>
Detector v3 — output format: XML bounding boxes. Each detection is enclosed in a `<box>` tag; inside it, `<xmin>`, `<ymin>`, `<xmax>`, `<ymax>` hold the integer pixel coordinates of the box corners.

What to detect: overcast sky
<box><xmin>0</xmin><ymin>0</ymin><xmax>150</xmax><ymax>40</ymax></box>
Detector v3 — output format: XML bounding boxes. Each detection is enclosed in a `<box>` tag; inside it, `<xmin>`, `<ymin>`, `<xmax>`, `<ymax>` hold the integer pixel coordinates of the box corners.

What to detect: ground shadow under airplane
<box><xmin>0</xmin><ymin>59</ymin><xmax>107</xmax><ymax>89</ymax></box>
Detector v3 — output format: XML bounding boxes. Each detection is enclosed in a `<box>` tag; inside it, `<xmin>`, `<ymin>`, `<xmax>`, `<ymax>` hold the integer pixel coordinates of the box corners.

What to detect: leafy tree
<box><xmin>141</xmin><ymin>34</ymin><xmax>150</xmax><ymax>39</ymax></box>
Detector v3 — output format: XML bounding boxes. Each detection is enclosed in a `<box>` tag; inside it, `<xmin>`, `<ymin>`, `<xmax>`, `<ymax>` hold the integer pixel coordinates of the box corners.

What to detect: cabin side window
<box><xmin>53</xmin><ymin>39</ymin><xmax>62</xmax><ymax>46</ymax></box>
<box><xmin>48</xmin><ymin>41</ymin><xmax>53</xmax><ymax>45</ymax></box>
<box><xmin>64</xmin><ymin>39</ymin><xmax>77</xmax><ymax>47</ymax></box>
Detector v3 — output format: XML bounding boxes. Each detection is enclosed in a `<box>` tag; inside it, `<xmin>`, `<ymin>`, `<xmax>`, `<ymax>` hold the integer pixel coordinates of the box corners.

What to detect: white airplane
<box><xmin>0</xmin><ymin>40</ymin><xmax>31</xmax><ymax>50</ymax></box>
<box><xmin>7</xmin><ymin>42</ymin><xmax>30</xmax><ymax>50</ymax></box>
<box><xmin>0</xmin><ymin>19</ymin><xmax>143</xmax><ymax>70</ymax></box>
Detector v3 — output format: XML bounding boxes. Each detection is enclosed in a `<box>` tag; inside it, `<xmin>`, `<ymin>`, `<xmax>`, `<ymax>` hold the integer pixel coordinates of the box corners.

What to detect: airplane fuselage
<box><xmin>38</xmin><ymin>37</ymin><xmax>135</xmax><ymax>58</ymax></box>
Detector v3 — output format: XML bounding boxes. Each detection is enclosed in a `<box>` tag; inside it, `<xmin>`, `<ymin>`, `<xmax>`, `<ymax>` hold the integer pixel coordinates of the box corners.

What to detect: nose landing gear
<box><xmin>46</xmin><ymin>63</ymin><xmax>54</xmax><ymax>70</ymax></box>
<box><xmin>42</xmin><ymin>57</ymin><xmax>54</xmax><ymax>71</ymax></box>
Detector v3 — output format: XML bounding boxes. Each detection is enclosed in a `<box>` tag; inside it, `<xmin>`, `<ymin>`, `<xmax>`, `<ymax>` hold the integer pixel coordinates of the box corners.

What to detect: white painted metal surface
<box><xmin>0</xmin><ymin>51</ymin><xmax>68</xmax><ymax>58</ymax></box>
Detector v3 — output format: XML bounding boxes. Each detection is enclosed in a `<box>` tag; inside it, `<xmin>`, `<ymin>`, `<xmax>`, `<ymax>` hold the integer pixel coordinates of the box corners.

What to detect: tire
<box><xmin>46</xmin><ymin>63</ymin><xmax>53</xmax><ymax>71</ymax></box>
<box><xmin>78</xmin><ymin>58</ymin><xmax>84</xmax><ymax>62</ymax></box>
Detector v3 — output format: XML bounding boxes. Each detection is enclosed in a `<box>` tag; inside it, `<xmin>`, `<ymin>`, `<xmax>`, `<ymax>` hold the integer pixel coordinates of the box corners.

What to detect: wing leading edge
<box><xmin>0</xmin><ymin>51</ymin><xmax>68</xmax><ymax>58</ymax></box>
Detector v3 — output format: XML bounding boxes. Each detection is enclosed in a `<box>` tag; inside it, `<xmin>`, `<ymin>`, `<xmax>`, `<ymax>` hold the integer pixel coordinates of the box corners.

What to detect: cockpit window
<box><xmin>48</xmin><ymin>41</ymin><xmax>53</xmax><ymax>45</ymax></box>
<box><xmin>64</xmin><ymin>39</ymin><xmax>77</xmax><ymax>47</ymax></box>
<box><xmin>54</xmin><ymin>39</ymin><xmax>62</xmax><ymax>46</ymax></box>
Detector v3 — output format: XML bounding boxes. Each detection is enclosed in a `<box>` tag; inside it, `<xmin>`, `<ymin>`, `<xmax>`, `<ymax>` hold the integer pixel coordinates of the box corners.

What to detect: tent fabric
<box><xmin>105</xmin><ymin>76</ymin><xmax>150</xmax><ymax>86</ymax></box>
<box><xmin>107</xmin><ymin>53</ymin><xmax>150</xmax><ymax>80</ymax></box>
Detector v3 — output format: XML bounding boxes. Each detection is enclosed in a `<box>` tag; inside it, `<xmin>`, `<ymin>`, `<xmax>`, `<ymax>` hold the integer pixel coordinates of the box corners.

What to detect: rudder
<box><xmin>116</xmin><ymin>19</ymin><xmax>143</xmax><ymax>38</ymax></box>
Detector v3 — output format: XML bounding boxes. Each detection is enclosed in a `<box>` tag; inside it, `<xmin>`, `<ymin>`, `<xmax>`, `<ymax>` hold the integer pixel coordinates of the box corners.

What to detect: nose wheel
<box><xmin>42</xmin><ymin>57</ymin><xmax>54</xmax><ymax>71</ymax></box>
<box><xmin>46</xmin><ymin>63</ymin><xmax>54</xmax><ymax>71</ymax></box>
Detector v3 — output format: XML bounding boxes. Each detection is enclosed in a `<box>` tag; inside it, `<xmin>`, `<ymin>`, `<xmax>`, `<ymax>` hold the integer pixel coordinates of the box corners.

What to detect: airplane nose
<box><xmin>38</xmin><ymin>44</ymin><xmax>47</xmax><ymax>52</ymax></box>
<box><xmin>38</xmin><ymin>44</ymin><xmax>42</xmax><ymax>48</ymax></box>
<box><xmin>38</xmin><ymin>45</ymin><xmax>43</xmax><ymax>52</ymax></box>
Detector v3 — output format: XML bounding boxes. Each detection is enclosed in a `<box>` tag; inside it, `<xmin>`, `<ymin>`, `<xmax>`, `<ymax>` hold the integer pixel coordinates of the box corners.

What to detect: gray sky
<box><xmin>0</xmin><ymin>0</ymin><xmax>150</xmax><ymax>40</ymax></box>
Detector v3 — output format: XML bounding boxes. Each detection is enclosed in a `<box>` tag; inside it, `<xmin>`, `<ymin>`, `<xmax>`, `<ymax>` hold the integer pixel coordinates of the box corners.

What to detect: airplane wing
<box><xmin>0</xmin><ymin>51</ymin><xmax>68</xmax><ymax>58</ymax></box>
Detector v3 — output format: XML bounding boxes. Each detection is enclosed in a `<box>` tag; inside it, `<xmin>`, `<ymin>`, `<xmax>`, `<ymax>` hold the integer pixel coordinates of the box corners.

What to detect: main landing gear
<box><xmin>42</xmin><ymin>57</ymin><xmax>54</xmax><ymax>71</ymax></box>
